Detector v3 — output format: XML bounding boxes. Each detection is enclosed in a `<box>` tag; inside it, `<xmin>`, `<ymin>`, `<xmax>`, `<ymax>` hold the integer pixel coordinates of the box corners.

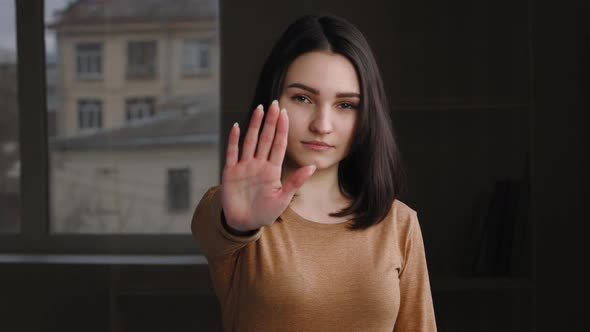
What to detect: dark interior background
<box><xmin>0</xmin><ymin>0</ymin><xmax>585</xmax><ymax>331</ymax></box>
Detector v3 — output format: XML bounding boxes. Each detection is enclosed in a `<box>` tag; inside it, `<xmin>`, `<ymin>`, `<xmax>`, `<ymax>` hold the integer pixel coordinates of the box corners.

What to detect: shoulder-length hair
<box><xmin>243</xmin><ymin>14</ymin><xmax>406</xmax><ymax>231</ymax></box>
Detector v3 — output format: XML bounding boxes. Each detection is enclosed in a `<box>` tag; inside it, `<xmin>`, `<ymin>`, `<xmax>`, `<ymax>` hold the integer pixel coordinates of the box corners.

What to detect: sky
<box><xmin>0</xmin><ymin>0</ymin><xmax>73</xmax><ymax>53</ymax></box>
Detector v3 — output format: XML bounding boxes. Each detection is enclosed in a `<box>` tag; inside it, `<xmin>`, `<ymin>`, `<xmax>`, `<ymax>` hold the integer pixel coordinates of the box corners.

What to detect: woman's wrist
<box><xmin>221</xmin><ymin>208</ymin><xmax>259</xmax><ymax>236</ymax></box>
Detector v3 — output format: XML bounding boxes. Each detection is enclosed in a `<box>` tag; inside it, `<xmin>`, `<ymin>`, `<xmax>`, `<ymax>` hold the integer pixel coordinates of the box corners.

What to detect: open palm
<box><xmin>221</xmin><ymin>100</ymin><xmax>316</xmax><ymax>232</ymax></box>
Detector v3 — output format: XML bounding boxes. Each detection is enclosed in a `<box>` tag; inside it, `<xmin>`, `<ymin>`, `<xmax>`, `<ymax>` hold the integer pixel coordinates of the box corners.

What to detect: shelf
<box><xmin>0</xmin><ymin>254</ymin><xmax>207</xmax><ymax>265</ymax></box>
<box><xmin>392</xmin><ymin>103</ymin><xmax>528</xmax><ymax>111</ymax></box>
<box><xmin>431</xmin><ymin>276</ymin><xmax>534</xmax><ymax>292</ymax></box>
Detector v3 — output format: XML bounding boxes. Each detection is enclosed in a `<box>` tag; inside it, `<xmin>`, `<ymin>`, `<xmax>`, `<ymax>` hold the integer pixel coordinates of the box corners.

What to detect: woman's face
<box><xmin>278</xmin><ymin>51</ymin><xmax>360</xmax><ymax>172</ymax></box>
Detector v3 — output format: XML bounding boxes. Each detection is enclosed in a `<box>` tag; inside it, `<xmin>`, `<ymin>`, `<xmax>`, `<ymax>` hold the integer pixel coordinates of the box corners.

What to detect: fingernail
<box><xmin>281</xmin><ymin>108</ymin><xmax>287</xmax><ymax>114</ymax></box>
<box><xmin>309</xmin><ymin>165</ymin><xmax>317</xmax><ymax>172</ymax></box>
<box><xmin>233</xmin><ymin>122</ymin><xmax>238</xmax><ymax>128</ymax></box>
<box><xmin>272</xmin><ymin>100</ymin><xmax>278</xmax><ymax>107</ymax></box>
<box><xmin>257</xmin><ymin>104</ymin><xmax>263</xmax><ymax>110</ymax></box>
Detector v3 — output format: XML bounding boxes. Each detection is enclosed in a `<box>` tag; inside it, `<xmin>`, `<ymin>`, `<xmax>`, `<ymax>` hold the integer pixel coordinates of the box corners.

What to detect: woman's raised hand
<box><xmin>221</xmin><ymin>100</ymin><xmax>317</xmax><ymax>232</ymax></box>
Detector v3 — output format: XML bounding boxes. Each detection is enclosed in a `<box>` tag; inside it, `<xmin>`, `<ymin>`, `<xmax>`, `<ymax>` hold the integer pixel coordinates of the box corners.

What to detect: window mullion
<box><xmin>16</xmin><ymin>0</ymin><xmax>49</xmax><ymax>246</ymax></box>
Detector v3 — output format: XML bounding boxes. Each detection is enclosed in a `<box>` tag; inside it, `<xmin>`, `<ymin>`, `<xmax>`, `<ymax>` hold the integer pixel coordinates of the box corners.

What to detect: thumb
<box><xmin>281</xmin><ymin>165</ymin><xmax>316</xmax><ymax>199</ymax></box>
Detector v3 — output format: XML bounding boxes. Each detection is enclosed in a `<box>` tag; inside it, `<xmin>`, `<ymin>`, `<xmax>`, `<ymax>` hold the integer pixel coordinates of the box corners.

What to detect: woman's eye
<box><xmin>340</xmin><ymin>102</ymin><xmax>358</xmax><ymax>109</ymax></box>
<box><xmin>293</xmin><ymin>95</ymin><xmax>310</xmax><ymax>103</ymax></box>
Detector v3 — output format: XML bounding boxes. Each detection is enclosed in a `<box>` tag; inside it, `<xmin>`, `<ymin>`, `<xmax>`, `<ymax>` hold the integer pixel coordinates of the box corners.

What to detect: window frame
<box><xmin>125</xmin><ymin>96</ymin><xmax>156</xmax><ymax>123</ymax></box>
<box><xmin>0</xmin><ymin>0</ymin><xmax>207</xmax><ymax>255</ymax></box>
<box><xmin>77</xmin><ymin>98</ymin><xmax>103</xmax><ymax>129</ymax></box>
<box><xmin>181</xmin><ymin>38</ymin><xmax>212</xmax><ymax>76</ymax></box>
<box><xmin>167</xmin><ymin>168</ymin><xmax>191</xmax><ymax>212</ymax></box>
<box><xmin>75</xmin><ymin>42</ymin><xmax>103</xmax><ymax>80</ymax></box>
<box><xmin>126</xmin><ymin>40</ymin><xmax>158</xmax><ymax>79</ymax></box>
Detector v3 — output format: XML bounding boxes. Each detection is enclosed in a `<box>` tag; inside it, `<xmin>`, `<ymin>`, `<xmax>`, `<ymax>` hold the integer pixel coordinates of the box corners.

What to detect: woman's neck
<box><xmin>281</xmin><ymin>163</ymin><xmax>345</xmax><ymax>208</ymax></box>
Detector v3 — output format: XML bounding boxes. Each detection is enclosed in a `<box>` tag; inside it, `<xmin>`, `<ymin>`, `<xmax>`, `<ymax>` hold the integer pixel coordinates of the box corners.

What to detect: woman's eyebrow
<box><xmin>286</xmin><ymin>83</ymin><xmax>360</xmax><ymax>98</ymax></box>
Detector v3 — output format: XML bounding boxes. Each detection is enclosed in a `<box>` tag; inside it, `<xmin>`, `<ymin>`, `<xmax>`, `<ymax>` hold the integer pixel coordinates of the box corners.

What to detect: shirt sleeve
<box><xmin>393</xmin><ymin>211</ymin><xmax>438</xmax><ymax>332</ymax></box>
<box><xmin>191</xmin><ymin>185</ymin><xmax>263</xmax><ymax>260</ymax></box>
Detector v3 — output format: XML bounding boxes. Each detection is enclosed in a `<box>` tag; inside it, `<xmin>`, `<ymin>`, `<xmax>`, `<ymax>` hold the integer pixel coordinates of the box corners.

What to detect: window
<box><xmin>75</xmin><ymin>42</ymin><xmax>102</xmax><ymax>80</ymax></box>
<box><xmin>182</xmin><ymin>39</ymin><xmax>211</xmax><ymax>75</ymax></box>
<box><xmin>167</xmin><ymin>168</ymin><xmax>190</xmax><ymax>212</ymax></box>
<box><xmin>125</xmin><ymin>97</ymin><xmax>156</xmax><ymax>123</ymax></box>
<box><xmin>77</xmin><ymin>99</ymin><xmax>102</xmax><ymax>129</ymax></box>
<box><xmin>127</xmin><ymin>40</ymin><xmax>157</xmax><ymax>78</ymax></box>
<box><xmin>1</xmin><ymin>0</ymin><xmax>220</xmax><ymax>250</ymax></box>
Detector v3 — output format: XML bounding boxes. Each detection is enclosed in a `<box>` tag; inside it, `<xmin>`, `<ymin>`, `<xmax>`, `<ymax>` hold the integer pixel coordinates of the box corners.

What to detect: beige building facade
<box><xmin>55</xmin><ymin>21</ymin><xmax>219</xmax><ymax>137</ymax></box>
<box><xmin>48</xmin><ymin>0</ymin><xmax>220</xmax><ymax>234</ymax></box>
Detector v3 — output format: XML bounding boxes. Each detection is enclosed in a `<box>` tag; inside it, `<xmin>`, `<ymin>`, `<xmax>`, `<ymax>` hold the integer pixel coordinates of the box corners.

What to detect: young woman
<box><xmin>192</xmin><ymin>14</ymin><xmax>437</xmax><ymax>331</ymax></box>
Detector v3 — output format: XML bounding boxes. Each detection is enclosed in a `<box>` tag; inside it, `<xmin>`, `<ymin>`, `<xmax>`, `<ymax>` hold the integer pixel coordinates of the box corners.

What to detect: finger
<box><xmin>281</xmin><ymin>165</ymin><xmax>317</xmax><ymax>198</ymax></box>
<box><xmin>255</xmin><ymin>100</ymin><xmax>280</xmax><ymax>160</ymax></box>
<box><xmin>241</xmin><ymin>105</ymin><xmax>263</xmax><ymax>162</ymax></box>
<box><xmin>225</xmin><ymin>122</ymin><xmax>239</xmax><ymax>168</ymax></box>
<box><xmin>269</xmin><ymin>108</ymin><xmax>288</xmax><ymax>166</ymax></box>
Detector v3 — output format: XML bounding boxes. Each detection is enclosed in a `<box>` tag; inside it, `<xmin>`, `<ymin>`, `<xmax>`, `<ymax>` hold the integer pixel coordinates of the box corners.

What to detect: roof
<box><xmin>49</xmin><ymin>0</ymin><xmax>218</xmax><ymax>27</ymax></box>
<box><xmin>49</xmin><ymin>107</ymin><xmax>220</xmax><ymax>151</ymax></box>
<box><xmin>0</xmin><ymin>47</ymin><xmax>16</xmax><ymax>65</ymax></box>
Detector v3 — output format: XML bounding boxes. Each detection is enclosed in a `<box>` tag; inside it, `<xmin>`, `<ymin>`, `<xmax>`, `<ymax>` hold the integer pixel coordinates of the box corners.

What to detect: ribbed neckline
<box><xmin>280</xmin><ymin>205</ymin><xmax>352</xmax><ymax>229</ymax></box>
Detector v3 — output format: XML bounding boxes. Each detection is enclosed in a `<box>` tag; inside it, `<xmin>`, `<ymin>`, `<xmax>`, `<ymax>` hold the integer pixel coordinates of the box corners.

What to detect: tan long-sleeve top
<box><xmin>191</xmin><ymin>185</ymin><xmax>437</xmax><ymax>331</ymax></box>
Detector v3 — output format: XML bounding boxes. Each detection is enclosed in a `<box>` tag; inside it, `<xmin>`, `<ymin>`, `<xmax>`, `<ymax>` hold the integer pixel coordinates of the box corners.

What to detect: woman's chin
<box><xmin>299</xmin><ymin>159</ymin><xmax>338</xmax><ymax>172</ymax></box>
<box><xmin>285</xmin><ymin>151</ymin><xmax>342</xmax><ymax>171</ymax></box>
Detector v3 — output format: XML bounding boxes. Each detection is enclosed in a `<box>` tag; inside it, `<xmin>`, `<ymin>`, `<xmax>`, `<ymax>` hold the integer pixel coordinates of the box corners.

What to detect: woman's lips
<box><xmin>302</xmin><ymin>142</ymin><xmax>332</xmax><ymax>151</ymax></box>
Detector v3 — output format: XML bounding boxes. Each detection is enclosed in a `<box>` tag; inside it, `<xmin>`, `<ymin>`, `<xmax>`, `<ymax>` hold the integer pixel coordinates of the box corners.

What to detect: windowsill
<box><xmin>181</xmin><ymin>72</ymin><xmax>212</xmax><ymax>78</ymax></box>
<box><xmin>431</xmin><ymin>276</ymin><xmax>535</xmax><ymax>292</ymax></box>
<box><xmin>0</xmin><ymin>254</ymin><xmax>207</xmax><ymax>265</ymax></box>
<box><xmin>76</xmin><ymin>76</ymin><xmax>103</xmax><ymax>81</ymax></box>
<box><xmin>125</xmin><ymin>74</ymin><xmax>157</xmax><ymax>80</ymax></box>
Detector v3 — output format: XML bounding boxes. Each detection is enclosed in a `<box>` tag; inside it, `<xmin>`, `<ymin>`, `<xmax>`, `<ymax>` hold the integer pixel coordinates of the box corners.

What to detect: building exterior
<box><xmin>47</xmin><ymin>0</ymin><xmax>220</xmax><ymax>233</ymax></box>
<box><xmin>0</xmin><ymin>50</ymin><xmax>19</xmax><ymax>233</ymax></box>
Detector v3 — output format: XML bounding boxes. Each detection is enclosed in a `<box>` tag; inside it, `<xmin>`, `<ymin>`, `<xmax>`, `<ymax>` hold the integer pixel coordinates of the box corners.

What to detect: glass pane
<box><xmin>46</xmin><ymin>0</ymin><xmax>220</xmax><ymax>234</ymax></box>
<box><xmin>0</xmin><ymin>0</ymin><xmax>19</xmax><ymax>233</ymax></box>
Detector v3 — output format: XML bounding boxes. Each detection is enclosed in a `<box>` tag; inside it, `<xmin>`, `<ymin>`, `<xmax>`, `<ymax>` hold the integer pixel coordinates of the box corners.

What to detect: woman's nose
<box><xmin>309</xmin><ymin>106</ymin><xmax>333</xmax><ymax>134</ymax></box>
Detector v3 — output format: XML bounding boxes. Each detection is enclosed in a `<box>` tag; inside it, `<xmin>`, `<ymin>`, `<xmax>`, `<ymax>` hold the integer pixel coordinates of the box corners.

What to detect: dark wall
<box><xmin>222</xmin><ymin>2</ymin><xmax>585</xmax><ymax>330</ymax></box>
<box><xmin>531</xmin><ymin>1</ymin><xmax>586</xmax><ymax>330</ymax></box>
<box><xmin>221</xmin><ymin>1</ymin><xmax>538</xmax><ymax>331</ymax></box>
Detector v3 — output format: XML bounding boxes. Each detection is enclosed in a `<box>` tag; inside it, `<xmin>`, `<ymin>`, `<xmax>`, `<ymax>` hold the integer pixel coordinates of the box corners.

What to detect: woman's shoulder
<box><xmin>194</xmin><ymin>185</ymin><xmax>223</xmax><ymax>209</ymax></box>
<box><xmin>391</xmin><ymin>199</ymin><xmax>417</xmax><ymax>218</ymax></box>
<box><xmin>388</xmin><ymin>198</ymin><xmax>420</xmax><ymax>230</ymax></box>
<box><xmin>202</xmin><ymin>184</ymin><xmax>222</xmax><ymax>197</ymax></box>
<box><xmin>208</xmin><ymin>184</ymin><xmax>222</xmax><ymax>192</ymax></box>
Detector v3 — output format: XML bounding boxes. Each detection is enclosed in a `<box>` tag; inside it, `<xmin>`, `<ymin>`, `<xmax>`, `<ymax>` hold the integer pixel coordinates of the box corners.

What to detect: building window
<box><xmin>125</xmin><ymin>97</ymin><xmax>156</xmax><ymax>123</ymax></box>
<box><xmin>75</xmin><ymin>43</ymin><xmax>102</xmax><ymax>80</ymax></box>
<box><xmin>127</xmin><ymin>40</ymin><xmax>157</xmax><ymax>78</ymax></box>
<box><xmin>182</xmin><ymin>39</ymin><xmax>211</xmax><ymax>75</ymax></box>
<box><xmin>77</xmin><ymin>99</ymin><xmax>103</xmax><ymax>129</ymax></box>
<box><xmin>167</xmin><ymin>168</ymin><xmax>190</xmax><ymax>212</ymax></box>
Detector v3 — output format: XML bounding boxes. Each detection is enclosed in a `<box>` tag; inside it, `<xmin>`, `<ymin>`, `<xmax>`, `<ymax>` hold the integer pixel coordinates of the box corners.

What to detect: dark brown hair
<box><xmin>244</xmin><ymin>14</ymin><xmax>406</xmax><ymax>231</ymax></box>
